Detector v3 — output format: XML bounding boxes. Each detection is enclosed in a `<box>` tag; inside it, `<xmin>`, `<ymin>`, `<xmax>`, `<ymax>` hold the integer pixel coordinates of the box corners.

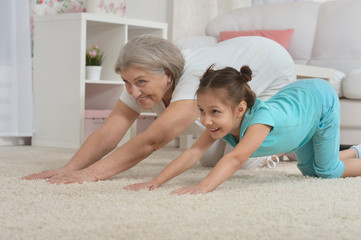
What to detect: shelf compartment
<box><xmin>85</xmin><ymin>84</ymin><xmax>123</xmax><ymax>110</ymax></box>
<box><xmin>86</xmin><ymin>22</ymin><xmax>126</xmax><ymax>82</ymax></box>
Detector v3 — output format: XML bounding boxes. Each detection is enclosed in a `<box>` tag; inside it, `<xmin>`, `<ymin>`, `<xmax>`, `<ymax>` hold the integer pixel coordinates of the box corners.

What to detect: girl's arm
<box><xmin>124</xmin><ymin>131</ymin><xmax>216</xmax><ymax>191</ymax></box>
<box><xmin>171</xmin><ymin>124</ymin><xmax>272</xmax><ymax>195</ymax></box>
<box><xmin>22</xmin><ymin>100</ymin><xmax>139</xmax><ymax>180</ymax></box>
<box><xmin>46</xmin><ymin>99</ymin><xmax>200</xmax><ymax>184</ymax></box>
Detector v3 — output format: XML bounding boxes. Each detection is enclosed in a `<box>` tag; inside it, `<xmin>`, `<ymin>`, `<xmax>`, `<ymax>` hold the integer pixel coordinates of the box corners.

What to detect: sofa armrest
<box><xmin>295</xmin><ymin>64</ymin><xmax>335</xmax><ymax>87</ymax></box>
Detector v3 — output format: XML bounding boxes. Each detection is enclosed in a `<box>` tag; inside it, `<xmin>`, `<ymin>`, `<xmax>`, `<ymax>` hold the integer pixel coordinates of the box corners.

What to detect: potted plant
<box><xmin>85</xmin><ymin>44</ymin><xmax>104</xmax><ymax>80</ymax></box>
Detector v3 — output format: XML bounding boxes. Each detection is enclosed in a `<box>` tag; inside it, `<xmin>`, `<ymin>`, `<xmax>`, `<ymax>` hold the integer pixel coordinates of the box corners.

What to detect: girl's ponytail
<box><xmin>240</xmin><ymin>66</ymin><xmax>252</xmax><ymax>83</ymax></box>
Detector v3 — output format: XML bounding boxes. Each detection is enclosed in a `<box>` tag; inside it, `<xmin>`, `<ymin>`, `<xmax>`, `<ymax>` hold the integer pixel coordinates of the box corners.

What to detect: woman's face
<box><xmin>121</xmin><ymin>66</ymin><xmax>172</xmax><ymax>109</ymax></box>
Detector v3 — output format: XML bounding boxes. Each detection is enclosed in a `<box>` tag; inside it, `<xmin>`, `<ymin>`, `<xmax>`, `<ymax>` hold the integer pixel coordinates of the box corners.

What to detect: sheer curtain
<box><xmin>0</xmin><ymin>0</ymin><xmax>33</xmax><ymax>138</ymax></box>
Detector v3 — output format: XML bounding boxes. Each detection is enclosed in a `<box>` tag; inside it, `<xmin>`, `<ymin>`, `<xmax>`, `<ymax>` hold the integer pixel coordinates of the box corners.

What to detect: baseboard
<box><xmin>0</xmin><ymin>137</ymin><xmax>32</xmax><ymax>146</ymax></box>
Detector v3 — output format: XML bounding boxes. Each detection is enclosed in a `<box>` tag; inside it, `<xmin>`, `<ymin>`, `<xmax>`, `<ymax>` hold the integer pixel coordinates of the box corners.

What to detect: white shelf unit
<box><xmin>32</xmin><ymin>13</ymin><xmax>167</xmax><ymax>148</ymax></box>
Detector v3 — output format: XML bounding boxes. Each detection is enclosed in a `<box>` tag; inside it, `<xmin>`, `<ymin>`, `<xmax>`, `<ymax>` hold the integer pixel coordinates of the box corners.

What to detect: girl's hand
<box><xmin>22</xmin><ymin>168</ymin><xmax>69</xmax><ymax>181</ymax></box>
<box><xmin>171</xmin><ymin>185</ymin><xmax>209</xmax><ymax>195</ymax></box>
<box><xmin>47</xmin><ymin>170</ymin><xmax>98</xmax><ymax>184</ymax></box>
<box><xmin>123</xmin><ymin>180</ymin><xmax>159</xmax><ymax>191</ymax></box>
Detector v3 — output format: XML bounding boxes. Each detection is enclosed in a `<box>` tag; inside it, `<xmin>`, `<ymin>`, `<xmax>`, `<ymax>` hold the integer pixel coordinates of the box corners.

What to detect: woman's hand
<box><xmin>47</xmin><ymin>170</ymin><xmax>98</xmax><ymax>184</ymax></box>
<box><xmin>171</xmin><ymin>185</ymin><xmax>209</xmax><ymax>195</ymax></box>
<box><xmin>22</xmin><ymin>168</ymin><xmax>69</xmax><ymax>181</ymax></box>
<box><xmin>124</xmin><ymin>180</ymin><xmax>160</xmax><ymax>191</ymax></box>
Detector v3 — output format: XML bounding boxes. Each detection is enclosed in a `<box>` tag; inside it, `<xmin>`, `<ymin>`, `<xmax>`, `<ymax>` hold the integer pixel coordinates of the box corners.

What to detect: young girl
<box><xmin>124</xmin><ymin>65</ymin><xmax>361</xmax><ymax>195</ymax></box>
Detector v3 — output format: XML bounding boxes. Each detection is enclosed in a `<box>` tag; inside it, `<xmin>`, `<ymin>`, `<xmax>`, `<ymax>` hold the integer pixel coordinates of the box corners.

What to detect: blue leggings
<box><xmin>295</xmin><ymin>80</ymin><xmax>344</xmax><ymax>178</ymax></box>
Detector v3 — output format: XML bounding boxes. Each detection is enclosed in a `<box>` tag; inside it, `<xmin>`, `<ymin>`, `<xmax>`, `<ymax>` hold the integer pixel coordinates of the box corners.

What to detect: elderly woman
<box><xmin>23</xmin><ymin>34</ymin><xmax>296</xmax><ymax>184</ymax></box>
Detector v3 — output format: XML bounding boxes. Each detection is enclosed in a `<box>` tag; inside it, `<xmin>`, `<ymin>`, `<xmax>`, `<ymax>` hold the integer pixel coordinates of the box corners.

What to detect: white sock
<box><xmin>242</xmin><ymin>155</ymin><xmax>279</xmax><ymax>169</ymax></box>
<box><xmin>350</xmin><ymin>143</ymin><xmax>361</xmax><ymax>159</ymax></box>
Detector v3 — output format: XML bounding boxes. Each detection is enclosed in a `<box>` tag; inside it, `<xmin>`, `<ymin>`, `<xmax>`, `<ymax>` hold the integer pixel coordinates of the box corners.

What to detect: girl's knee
<box><xmin>314</xmin><ymin>162</ymin><xmax>345</xmax><ymax>179</ymax></box>
<box><xmin>297</xmin><ymin>163</ymin><xmax>317</xmax><ymax>177</ymax></box>
<box><xmin>298</xmin><ymin>161</ymin><xmax>345</xmax><ymax>178</ymax></box>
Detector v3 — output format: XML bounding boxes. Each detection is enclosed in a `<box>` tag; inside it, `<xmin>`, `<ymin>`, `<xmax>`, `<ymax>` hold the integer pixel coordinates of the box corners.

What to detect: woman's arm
<box><xmin>124</xmin><ymin>131</ymin><xmax>216</xmax><ymax>190</ymax></box>
<box><xmin>47</xmin><ymin>99</ymin><xmax>200</xmax><ymax>184</ymax></box>
<box><xmin>22</xmin><ymin>100</ymin><xmax>139</xmax><ymax>180</ymax></box>
<box><xmin>171</xmin><ymin>124</ymin><xmax>272</xmax><ymax>195</ymax></box>
<box><xmin>64</xmin><ymin>100</ymin><xmax>139</xmax><ymax>171</ymax></box>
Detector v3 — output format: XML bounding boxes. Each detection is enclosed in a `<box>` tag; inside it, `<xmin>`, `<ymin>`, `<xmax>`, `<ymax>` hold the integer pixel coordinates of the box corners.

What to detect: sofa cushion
<box><xmin>309</xmin><ymin>0</ymin><xmax>361</xmax><ymax>74</ymax></box>
<box><xmin>219</xmin><ymin>29</ymin><xmax>294</xmax><ymax>49</ymax></box>
<box><xmin>205</xmin><ymin>1</ymin><xmax>321</xmax><ymax>65</ymax></box>
<box><xmin>343</xmin><ymin>69</ymin><xmax>361</xmax><ymax>99</ymax></box>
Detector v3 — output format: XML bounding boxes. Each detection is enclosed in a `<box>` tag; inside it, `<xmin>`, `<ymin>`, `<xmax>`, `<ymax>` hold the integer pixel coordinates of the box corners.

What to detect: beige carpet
<box><xmin>1</xmin><ymin>145</ymin><xmax>361</xmax><ymax>240</ymax></box>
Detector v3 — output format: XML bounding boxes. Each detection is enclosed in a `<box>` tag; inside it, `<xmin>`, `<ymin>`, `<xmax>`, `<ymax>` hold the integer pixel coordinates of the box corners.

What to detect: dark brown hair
<box><xmin>196</xmin><ymin>65</ymin><xmax>256</xmax><ymax>109</ymax></box>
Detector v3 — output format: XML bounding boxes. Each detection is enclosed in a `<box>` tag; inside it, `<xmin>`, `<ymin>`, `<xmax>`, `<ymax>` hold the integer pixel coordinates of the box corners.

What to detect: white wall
<box><xmin>125</xmin><ymin>0</ymin><xmax>173</xmax><ymax>39</ymax></box>
<box><xmin>126</xmin><ymin>0</ymin><xmax>169</xmax><ymax>22</ymax></box>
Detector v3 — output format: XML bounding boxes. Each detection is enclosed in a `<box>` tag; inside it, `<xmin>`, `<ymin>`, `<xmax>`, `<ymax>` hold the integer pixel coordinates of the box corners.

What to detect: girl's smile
<box><xmin>209</xmin><ymin>127</ymin><xmax>220</xmax><ymax>132</ymax></box>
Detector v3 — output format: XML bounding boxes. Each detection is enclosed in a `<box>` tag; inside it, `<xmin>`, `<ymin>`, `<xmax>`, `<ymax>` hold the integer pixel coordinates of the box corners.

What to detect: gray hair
<box><xmin>114</xmin><ymin>34</ymin><xmax>185</xmax><ymax>81</ymax></box>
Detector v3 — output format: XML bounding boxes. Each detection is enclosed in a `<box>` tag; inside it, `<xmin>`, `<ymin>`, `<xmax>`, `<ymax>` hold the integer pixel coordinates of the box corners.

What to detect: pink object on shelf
<box><xmin>84</xmin><ymin>109</ymin><xmax>112</xmax><ymax>119</ymax></box>
<box><xmin>83</xmin><ymin>110</ymin><xmax>157</xmax><ymax>142</ymax></box>
<box><xmin>84</xmin><ymin>110</ymin><xmax>112</xmax><ymax>141</ymax></box>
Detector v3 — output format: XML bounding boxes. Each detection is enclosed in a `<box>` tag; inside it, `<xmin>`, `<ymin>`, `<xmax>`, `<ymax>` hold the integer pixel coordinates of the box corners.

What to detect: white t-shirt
<box><xmin>119</xmin><ymin>36</ymin><xmax>296</xmax><ymax>135</ymax></box>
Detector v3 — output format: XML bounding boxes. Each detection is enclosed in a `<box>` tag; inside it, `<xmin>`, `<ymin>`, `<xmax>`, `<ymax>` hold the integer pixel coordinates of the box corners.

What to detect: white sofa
<box><xmin>175</xmin><ymin>0</ymin><xmax>361</xmax><ymax>145</ymax></box>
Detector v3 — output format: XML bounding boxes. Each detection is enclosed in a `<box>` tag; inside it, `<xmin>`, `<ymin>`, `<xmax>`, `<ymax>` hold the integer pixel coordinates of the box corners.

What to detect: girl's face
<box><xmin>197</xmin><ymin>90</ymin><xmax>246</xmax><ymax>140</ymax></box>
<box><xmin>121</xmin><ymin>66</ymin><xmax>173</xmax><ymax>109</ymax></box>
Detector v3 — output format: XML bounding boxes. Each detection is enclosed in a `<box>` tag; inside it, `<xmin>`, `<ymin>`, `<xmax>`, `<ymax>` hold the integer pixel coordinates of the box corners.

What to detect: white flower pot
<box><xmin>86</xmin><ymin>66</ymin><xmax>102</xmax><ymax>80</ymax></box>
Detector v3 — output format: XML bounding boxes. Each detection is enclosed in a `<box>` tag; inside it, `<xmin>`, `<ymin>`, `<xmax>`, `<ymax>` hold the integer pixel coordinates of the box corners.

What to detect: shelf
<box><xmin>32</xmin><ymin>13</ymin><xmax>167</xmax><ymax>148</ymax></box>
<box><xmin>85</xmin><ymin>80</ymin><xmax>124</xmax><ymax>85</ymax></box>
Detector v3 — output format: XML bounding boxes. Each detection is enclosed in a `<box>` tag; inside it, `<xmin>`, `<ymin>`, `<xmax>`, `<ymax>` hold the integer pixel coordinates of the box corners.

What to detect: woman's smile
<box><xmin>138</xmin><ymin>95</ymin><xmax>150</xmax><ymax>104</ymax></box>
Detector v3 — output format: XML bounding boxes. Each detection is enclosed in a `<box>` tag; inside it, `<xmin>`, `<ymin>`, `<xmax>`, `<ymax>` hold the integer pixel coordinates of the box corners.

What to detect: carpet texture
<box><xmin>1</xmin><ymin>145</ymin><xmax>361</xmax><ymax>240</ymax></box>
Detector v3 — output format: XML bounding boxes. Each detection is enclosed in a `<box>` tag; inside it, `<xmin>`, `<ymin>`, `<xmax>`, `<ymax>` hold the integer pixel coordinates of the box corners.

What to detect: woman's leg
<box><xmin>199</xmin><ymin>140</ymin><xmax>271</xmax><ymax>169</ymax></box>
<box><xmin>224</xmin><ymin>143</ymin><xmax>275</xmax><ymax>169</ymax></box>
<box><xmin>199</xmin><ymin>140</ymin><xmax>227</xmax><ymax>167</ymax></box>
